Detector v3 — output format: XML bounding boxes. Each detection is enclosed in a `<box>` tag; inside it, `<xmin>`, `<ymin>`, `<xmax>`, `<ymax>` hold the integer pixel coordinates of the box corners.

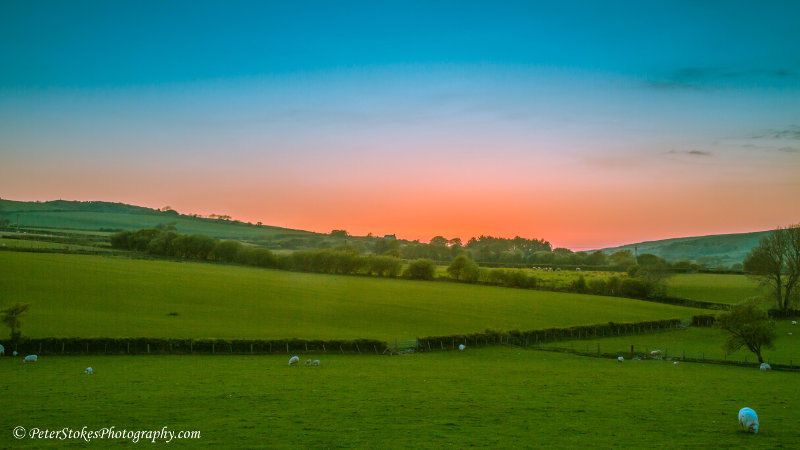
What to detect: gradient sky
<box><xmin>1</xmin><ymin>1</ymin><xmax>799</xmax><ymax>249</ymax></box>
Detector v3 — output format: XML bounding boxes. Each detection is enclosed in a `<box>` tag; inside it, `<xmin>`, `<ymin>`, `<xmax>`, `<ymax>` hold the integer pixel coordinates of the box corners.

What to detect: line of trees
<box><xmin>109</xmin><ymin>229</ymin><xmax>438</xmax><ymax>280</ymax></box>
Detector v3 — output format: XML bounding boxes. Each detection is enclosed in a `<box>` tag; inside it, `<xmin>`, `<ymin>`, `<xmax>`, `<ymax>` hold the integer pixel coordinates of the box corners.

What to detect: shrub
<box><xmin>405</xmin><ymin>258</ymin><xmax>436</xmax><ymax>280</ymax></box>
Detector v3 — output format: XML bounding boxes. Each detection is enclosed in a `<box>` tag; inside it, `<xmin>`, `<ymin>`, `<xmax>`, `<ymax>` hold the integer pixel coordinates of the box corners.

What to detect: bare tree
<box><xmin>743</xmin><ymin>224</ymin><xmax>800</xmax><ymax>314</ymax></box>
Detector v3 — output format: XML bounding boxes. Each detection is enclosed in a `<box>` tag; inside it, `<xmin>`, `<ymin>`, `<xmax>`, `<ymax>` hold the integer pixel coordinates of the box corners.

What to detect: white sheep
<box><xmin>305</xmin><ymin>359</ymin><xmax>312</xmax><ymax>366</ymax></box>
<box><xmin>738</xmin><ymin>407</ymin><xmax>759</xmax><ymax>433</ymax></box>
<box><xmin>792</xmin><ymin>320</ymin><xmax>797</xmax><ymax>325</ymax></box>
<box><xmin>0</xmin><ymin>344</ymin><xmax>4</xmax><ymax>356</ymax></box>
<box><xmin>650</xmin><ymin>350</ymin><xmax>662</xmax><ymax>359</ymax></box>
<box><xmin>617</xmin><ymin>356</ymin><xmax>624</xmax><ymax>362</ymax></box>
<box><xmin>23</xmin><ymin>354</ymin><xmax>38</xmax><ymax>363</ymax></box>
<box><xmin>85</xmin><ymin>367</ymin><xmax>93</xmax><ymax>374</ymax></box>
<box><xmin>288</xmin><ymin>356</ymin><xmax>300</xmax><ymax>366</ymax></box>
<box><xmin>12</xmin><ymin>350</ymin><xmax>18</xmax><ymax>356</ymax></box>
<box><xmin>458</xmin><ymin>344</ymin><xmax>466</xmax><ymax>351</ymax></box>
<box><xmin>759</xmin><ymin>363</ymin><xmax>771</xmax><ymax>371</ymax></box>
<box><xmin>312</xmin><ymin>360</ymin><xmax>320</xmax><ymax>366</ymax></box>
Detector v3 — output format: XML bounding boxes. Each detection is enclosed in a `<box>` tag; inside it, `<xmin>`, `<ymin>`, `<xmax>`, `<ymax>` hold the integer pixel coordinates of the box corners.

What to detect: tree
<box><xmin>1</xmin><ymin>302</ymin><xmax>30</xmax><ymax>343</ymax></box>
<box><xmin>634</xmin><ymin>253</ymin><xmax>673</xmax><ymax>298</ymax></box>
<box><xmin>404</xmin><ymin>258</ymin><xmax>436</xmax><ymax>280</ymax></box>
<box><xmin>716</xmin><ymin>298</ymin><xmax>776</xmax><ymax>364</ymax></box>
<box><xmin>743</xmin><ymin>224</ymin><xmax>800</xmax><ymax>314</ymax></box>
<box><xmin>447</xmin><ymin>254</ymin><xmax>480</xmax><ymax>282</ymax></box>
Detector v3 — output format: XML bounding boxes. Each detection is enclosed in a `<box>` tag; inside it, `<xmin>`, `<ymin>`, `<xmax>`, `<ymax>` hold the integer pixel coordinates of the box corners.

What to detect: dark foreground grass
<box><xmin>3</xmin><ymin>347</ymin><xmax>798</xmax><ymax>448</ymax></box>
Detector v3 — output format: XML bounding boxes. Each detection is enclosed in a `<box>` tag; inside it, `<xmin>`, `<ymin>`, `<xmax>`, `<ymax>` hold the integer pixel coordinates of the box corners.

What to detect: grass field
<box><xmin>4</xmin><ymin>347</ymin><xmax>798</xmax><ymax>448</ymax></box>
<box><xmin>0</xmin><ymin>251</ymin><xmax>707</xmax><ymax>341</ymax></box>
<box><xmin>665</xmin><ymin>274</ymin><xmax>767</xmax><ymax>304</ymax></box>
<box><xmin>542</xmin><ymin>321</ymin><xmax>800</xmax><ymax>366</ymax></box>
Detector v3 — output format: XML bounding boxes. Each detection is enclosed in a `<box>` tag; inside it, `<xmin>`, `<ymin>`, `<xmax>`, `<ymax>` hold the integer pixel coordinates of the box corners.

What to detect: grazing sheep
<box><xmin>305</xmin><ymin>359</ymin><xmax>312</xmax><ymax>366</ymax></box>
<box><xmin>792</xmin><ymin>320</ymin><xmax>797</xmax><ymax>325</ymax></box>
<box><xmin>12</xmin><ymin>351</ymin><xmax>18</xmax><ymax>356</ymax></box>
<box><xmin>673</xmin><ymin>361</ymin><xmax>679</xmax><ymax>365</ymax></box>
<box><xmin>85</xmin><ymin>367</ymin><xmax>93</xmax><ymax>374</ymax></box>
<box><xmin>617</xmin><ymin>356</ymin><xmax>624</xmax><ymax>362</ymax></box>
<box><xmin>288</xmin><ymin>356</ymin><xmax>300</xmax><ymax>366</ymax></box>
<box><xmin>650</xmin><ymin>350</ymin><xmax>662</xmax><ymax>359</ymax></box>
<box><xmin>458</xmin><ymin>344</ymin><xmax>466</xmax><ymax>351</ymax></box>
<box><xmin>760</xmin><ymin>363</ymin><xmax>771</xmax><ymax>371</ymax></box>
<box><xmin>738</xmin><ymin>407</ymin><xmax>759</xmax><ymax>433</ymax></box>
<box><xmin>312</xmin><ymin>360</ymin><xmax>320</xmax><ymax>366</ymax></box>
<box><xmin>0</xmin><ymin>344</ymin><xmax>4</xmax><ymax>356</ymax></box>
<box><xmin>23</xmin><ymin>354</ymin><xmax>38</xmax><ymax>363</ymax></box>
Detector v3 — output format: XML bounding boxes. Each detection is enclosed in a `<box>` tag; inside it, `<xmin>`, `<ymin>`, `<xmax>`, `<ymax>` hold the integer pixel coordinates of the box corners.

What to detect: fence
<box><xmin>2</xmin><ymin>337</ymin><xmax>389</xmax><ymax>356</ymax></box>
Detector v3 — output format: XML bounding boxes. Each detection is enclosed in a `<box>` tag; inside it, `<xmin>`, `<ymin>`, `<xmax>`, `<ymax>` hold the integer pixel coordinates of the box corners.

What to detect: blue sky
<box><xmin>1</xmin><ymin>1</ymin><xmax>799</xmax><ymax>248</ymax></box>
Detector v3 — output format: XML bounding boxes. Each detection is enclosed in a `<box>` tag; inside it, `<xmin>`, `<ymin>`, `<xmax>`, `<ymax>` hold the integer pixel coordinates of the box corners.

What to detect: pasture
<box><xmin>0</xmin><ymin>252</ymin><xmax>706</xmax><ymax>341</ymax></box>
<box><xmin>3</xmin><ymin>348</ymin><xmax>798</xmax><ymax>448</ymax></box>
<box><xmin>665</xmin><ymin>274</ymin><xmax>767</xmax><ymax>305</ymax></box>
<box><xmin>542</xmin><ymin>321</ymin><xmax>800</xmax><ymax>366</ymax></box>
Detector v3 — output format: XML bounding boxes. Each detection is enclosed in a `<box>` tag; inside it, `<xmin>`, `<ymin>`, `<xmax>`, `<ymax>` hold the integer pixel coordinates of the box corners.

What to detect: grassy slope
<box><xmin>666</xmin><ymin>273</ymin><xmax>768</xmax><ymax>304</ymax></box>
<box><xmin>0</xmin><ymin>252</ymin><xmax>706</xmax><ymax>341</ymax></box>
<box><xmin>597</xmin><ymin>230</ymin><xmax>768</xmax><ymax>266</ymax></box>
<box><xmin>4</xmin><ymin>348</ymin><xmax>798</xmax><ymax>448</ymax></box>
<box><xmin>0</xmin><ymin>199</ymin><xmax>314</xmax><ymax>241</ymax></box>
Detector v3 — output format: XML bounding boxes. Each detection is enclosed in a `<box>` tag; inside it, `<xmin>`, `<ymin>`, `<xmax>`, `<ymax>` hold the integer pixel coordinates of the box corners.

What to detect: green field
<box><xmin>666</xmin><ymin>274</ymin><xmax>768</xmax><ymax>304</ymax></box>
<box><xmin>4</xmin><ymin>348</ymin><xmax>798</xmax><ymax>448</ymax></box>
<box><xmin>542</xmin><ymin>322</ymin><xmax>800</xmax><ymax>366</ymax></box>
<box><xmin>0</xmin><ymin>252</ymin><xmax>706</xmax><ymax>341</ymax></box>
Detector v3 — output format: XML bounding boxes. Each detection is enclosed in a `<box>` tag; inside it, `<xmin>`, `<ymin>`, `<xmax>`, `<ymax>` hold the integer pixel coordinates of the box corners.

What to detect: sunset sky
<box><xmin>1</xmin><ymin>1</ymin><xmax>799</xmax><ymax>249</ymax></box>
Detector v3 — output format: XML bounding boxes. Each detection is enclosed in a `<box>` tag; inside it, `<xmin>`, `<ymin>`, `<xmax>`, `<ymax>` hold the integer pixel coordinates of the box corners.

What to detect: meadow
<box><xmin>542</xmin><ymin>321</ymin><xmax>800</xmax><ymax>366</ymax></box>
<box><xmin>664</xmin><ymin>274</ymin><xmax>767</xmax><ymax>305</ymax></box>
<box><xmin>3</xmin><ymin>347</ymin><xmax>798</xmax><ymax>448</ymax></box>
<box><xmin>0</xmin><ymin>252</ymin><xmax>706</xmax><ymax>341</ymax></box>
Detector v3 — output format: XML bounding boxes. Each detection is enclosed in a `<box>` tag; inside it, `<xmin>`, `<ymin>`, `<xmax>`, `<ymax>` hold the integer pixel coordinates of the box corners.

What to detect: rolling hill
<box><xmin>0</xmin><ymin>198</ymin><xmax>318</xmax><ymax>245</ymax></box>
<box><xmin>597</xmin><ymin>231</ymin><xmax>770</xmax><ymax>268</ymax></box>
<box><xmin>1</xmin><ymin>198</ymin><xmax>770</xmax><ymax>266</ymax></box>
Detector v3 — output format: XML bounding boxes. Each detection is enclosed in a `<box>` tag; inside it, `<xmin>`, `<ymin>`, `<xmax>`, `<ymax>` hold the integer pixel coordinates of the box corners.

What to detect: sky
<box><xmin>1</xmin><ymin>1</ymin><xmax>799</xmax><ymax>250</ymax></box>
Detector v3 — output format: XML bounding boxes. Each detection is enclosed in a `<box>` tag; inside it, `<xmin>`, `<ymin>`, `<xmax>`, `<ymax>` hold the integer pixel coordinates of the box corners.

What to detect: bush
<box><xmin>620</xmin><ymin>277</ymin><xmax>647</xmax><ymax>298</ymax></box>
<box><xmin>405</xmin><ymin>258</ymin><xmax>436</xmax><ymax>280</ymax></box>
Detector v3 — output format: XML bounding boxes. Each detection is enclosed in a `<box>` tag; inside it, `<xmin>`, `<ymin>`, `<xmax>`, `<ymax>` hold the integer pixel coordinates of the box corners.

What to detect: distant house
<box><xmin>383</xmin><ymin>234</ymin><xmax>396</xmax><ymax>240</ymax></box>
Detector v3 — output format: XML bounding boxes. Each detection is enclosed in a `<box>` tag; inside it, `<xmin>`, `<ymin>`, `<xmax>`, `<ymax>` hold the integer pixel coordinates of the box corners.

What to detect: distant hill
<box><xmin>0</xmin><ymin>199</ymin><xmax>318</xmax><ymax>244</ymax></box>
<box><xmin>596</xmin><ymin>231</ymin><xmax>770</xmax><ymax>268</ymax></box>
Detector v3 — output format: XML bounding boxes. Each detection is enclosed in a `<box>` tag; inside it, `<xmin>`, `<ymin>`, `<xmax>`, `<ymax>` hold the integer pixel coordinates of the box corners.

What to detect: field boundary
<box><xmin>3</xmin><ymin>337</ymin><xmax>389</xmax><ymax>356</ymax></box>
<box><xmin>416</xmin><ymin>318</ymin><xmax>685</xmax><ymax>351</ymax></box>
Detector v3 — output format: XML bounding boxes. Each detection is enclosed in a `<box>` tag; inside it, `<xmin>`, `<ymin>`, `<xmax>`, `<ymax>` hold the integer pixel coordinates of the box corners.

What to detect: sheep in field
<box><xmin>312</xmin><ymin>360</ymin><xmax>320</xmax><ymax>366</ymax></box>
<box><xmin>288</xmin><ymin>356</ymin><xmax>300</xmax><ymax>366</ymax></box>
<box><xmin>760</xmin><ymin>363</ymin><xmax>771</xmax><ymax>371</ymax></box>
<box><xmin>738</xmin><ymin>407</ymin><xmax>759</xmax><ymax>433</ymax></box>
<box><xmin>305</xmin><ymin>359</ymin><xmax>312</xmax><ymax>366</ymax></box>
<box><xmin>85</xmin><ymin>367</ymin><xmax>93</xmax><ymax>374</ymax></box>
<box><xmin>793</xmin><ymin>320</ymin><xmax>797</xmax><ymax>325</ymax></box>
<box><xmin>617</xmin><ymin>356</ymin><xmax>624</xmax><ymax>362</ymax></box>
<box><xmin>23</xmin><ymin>354</ymin><xmax>38</xmax><ymax>363</ymax></box>
<box><xmin>650</xmin><ymin>350</ymin><xmax>662</xmax><ymax>359</ymax></box>
<box><xmin>458</xmin><ymin>344</ymin><xmax>466</xmax><ymax>351</ymax></box>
